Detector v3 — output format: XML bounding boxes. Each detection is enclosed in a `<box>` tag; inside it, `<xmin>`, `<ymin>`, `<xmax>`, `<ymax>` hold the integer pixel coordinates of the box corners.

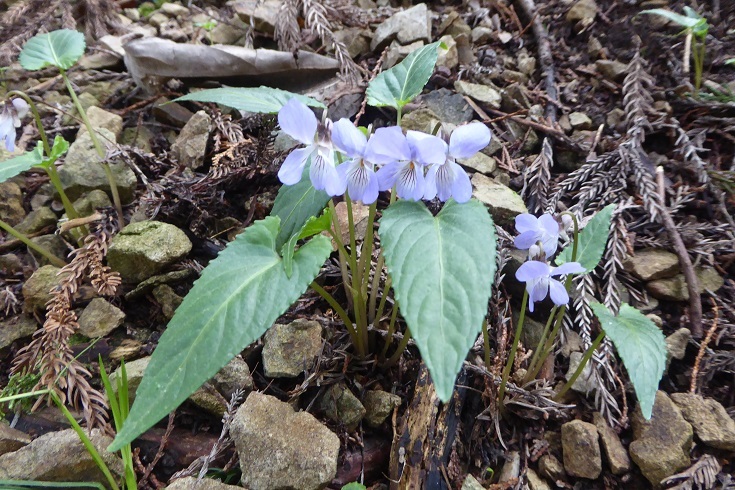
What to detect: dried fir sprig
<box><xmin>522</xmin><ymin>137</ymin><xmax>553</xmax><ymax>214</ymax></box>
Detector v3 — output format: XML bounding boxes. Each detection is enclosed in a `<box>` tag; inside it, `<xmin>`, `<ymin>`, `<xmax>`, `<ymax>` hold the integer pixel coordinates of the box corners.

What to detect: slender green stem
<box><xmin>311</xmin><ymin>281</ymin><xmax>363</xmax><ymax>355</ymax></box>
<box><xmin>482</xmin><ymin>319</ymin><xmax>491</xmax><ymax>369</ymax></box>
<box><xmin>60</xmin><ymin>69</ymin><xmax>124</xmax><ymax>222</ymax></box>
<box><xmin>380</xmin><ymin>303</ymin><xmax>399</xmax><ymax>360</ymax></box>
<box><xmin>554</xmin><ymin>330</ymin><xmax>606</xmax><ymax>401</ymax></box>
<box><xmin>0</xmin><ymin>219</ymin><xmax>65</xmax><ymax>267</ymax></box>
<box><xmin>328</xmin><ymin>200</ymin><xmax>355</xmax><ymax>312</ymax></box>
<box><xmin>45</xmin><ymin>164</ymin><xmax>80</xmax><ymax>220</ymax></box>
<box><xmin>396</xmin><ymin>107</ymin><xmax>402</xmax><ymax>126</ymax></box>
<box><xmin>7</xmin><ymin>90</ymin><xmax>50</xmax><ymax>155</ymax></box>
<box><xmin>524</xmin><ymin>306</ymin><xmax>566</xmax><ymax>383</ymax></box>
<box><xmin>344</xmin><ymin>196</ymin><xmax>369</xmax><ymax>350</ymax></box>
<box><xmin>498</xmin><ymin>290</ymin><xmax>528</xmax><ymax>413</ymax></box>
<box><xmin>358</xmin><ymin>201</ymin><xmax>377</xmax><ymax>301</ymax></box>
<box><xmin>384</xmin><ymin>327</ymin><xmax>411</xmax><ymax>368</ymax></box>
<box><xmin>0</xmin><ymin>388</ymin><xmax>50</xmax><ymax>404</ymax></box>
<box><xmin>523</xmin><ymin>306</ymin><xmax>557</xmax><ymax>384</ymax></box>
<box><xmin>374</xmin><ymin>276</ymin><xmax>392</xmax><ymax>327</ymax></box>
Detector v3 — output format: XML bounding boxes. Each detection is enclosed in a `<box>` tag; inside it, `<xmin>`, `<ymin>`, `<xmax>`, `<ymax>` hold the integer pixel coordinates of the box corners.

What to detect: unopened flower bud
<box><xmin>528</xmin><ymin>243</ymin><xmax>544</xmax><ymax>261</ymax></box>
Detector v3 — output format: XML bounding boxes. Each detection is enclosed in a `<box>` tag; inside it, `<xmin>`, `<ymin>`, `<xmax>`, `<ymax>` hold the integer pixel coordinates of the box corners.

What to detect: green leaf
<box><xmin>0</xmin><ymin>142</ymin><xmax>44</xmax><ymax>184</ymax></box>
<box><xmin>19</xmin><ymin>29</ymin><xmax>85</xmax><ymax>71</ymax></box>
<box><xmin>341</xmin><ymin>484</ymin><xmax>367</xmax><ymax>490</ymax></box>
<box><xmin>590</xmin><ymin>302</ymin><xmax>666</xmax><ymax>419</ymax></box>
<box><xmin>47</xmin><ymin>135</ymin><xmax>70</xmax><ymax>162</ymax></box>
<box><xmin>366</xmin><ymin>42</ymin><xmax>442</xmax><ymax>110</ymax></box>
<box><xmin>271</xmin><ymin>174</ymin><xmax>330</xmax><ymax>251</ymax></box>
<box><xmin>174</xmin><ymin>87</ymin><xmax>325</xmax><ymax>113</ymax></box>
<box><xmin>109</xmin><ymin>217</ymin><xmax>332</xmax><ymax>451</ymax></box>
<box><xmin>639</xmin><ymin>8</ymin><xmax>705</xmax><ymax>29</ymax></box>
<box><xmin>556</xmin><ymin>204</ymin><xmax>615</xmax><ymax>273</ymax></box>
<box><xmin>281</xmin><ymin>207</ymin><xmax>333</xmax><ymax>278</ymax></box>
<box><xmin>379</xmin><ymin>199</ymin><xmax>496</xmax><ymax>401</ymax></box>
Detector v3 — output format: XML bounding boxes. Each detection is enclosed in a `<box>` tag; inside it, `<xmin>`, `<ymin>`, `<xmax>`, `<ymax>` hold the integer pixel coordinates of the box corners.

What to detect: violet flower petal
<box><xmin>395</xmin><ymin>162</ymin><xmax>425</xmax><ymax>201</ymax></box>
<box><xmin>515</xmin><ymin>260</ymin><xmax>550</xmax><ymax>282</ymax></box>
<box><xmin>548</xmin><ymin>279</ymin><xmax>569</xmax><ymax>306</ymax></box>
<box><xmin>407</xmin><ymin>130</ymin><xmax>446</xmax><ymax>166</ymax></box>
<box><xmin>514</xmin><ymin>230</ymin><xmax>540</xmax><ymax>251</ymax></box>
<box><xmin>448</xmin><ymin>160</ymin><xmax>472</xmax><ymax>203</ymax></box>
<box><xmin>278</xmin><ymin>146</ymin><xmax>312</xmax><ymax>185</ymax></box>
<box><xmin>448</xmin><ymin>122</ymin><xmax>491</xmax><ymax>159</ymax></box>
<box><xmin>376</xmin><ymin>162</ymin><xmax>401</xmax><ymax>191</ymax></box>
<box><xmin>278</xmin><ymin>98</ymin><xmax>317</xmax><ymax>146</ymax></box>
<box><xmin>310</xmin><ymin>149</ymin><xmax>345</xmax><ymax>196</ymax></box>
<box><xmin>331</xmin><ymin>118</ymin><xmax>366</xmax><ymax>158</ymax></box>
<box><xmin>515</xmin><ymin>213</ymin><xmax>538</xmax><ymax>234</ymax></box>
<box><xmin>365</xmin><ymin>126</ymin><xmax>410</xmax><ymax>164</ymax></box>
<box><xmin>552</xmin><ymin>262</ymin><xmax>586</xmax><ymax>276</ymax></box>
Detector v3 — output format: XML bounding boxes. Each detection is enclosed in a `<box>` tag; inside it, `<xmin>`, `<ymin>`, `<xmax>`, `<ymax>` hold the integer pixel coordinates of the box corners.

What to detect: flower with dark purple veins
<box><xmin>375</xmin><ymin>130</ymin><xmax>445</xmax><ymax>201</ymax></box>
<box><xmin>0</xmin><ymin>98</ymin><xmax>29</xmax><ymax>152</ymax></box>
<box><xmin>277</xmin><ymin>98</ymin><xmax>345</xmax><ymax>196</ymax></box>
<box><xmin>514</xmin><ymin>213</ymin><xmax>561</xmax><ymax>257</ymax></box>
<box><xmin>516</xmin><ymin>260</ymin><xmax>585</xmax><ymax>312</ymax></box>
<box><xmin>331</xmin><ymin>120</ymin><xmax>402</xmax><ymax>204</ymax></box>
<box><xmin>424</xmin><ymin>122</ymin><xmax>491</xmax><ymax>203</ymax></box>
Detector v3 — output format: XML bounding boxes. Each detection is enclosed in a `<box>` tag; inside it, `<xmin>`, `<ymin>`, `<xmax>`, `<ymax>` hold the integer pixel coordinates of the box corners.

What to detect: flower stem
<box><xmin>380</xmin><ymin>303</ymin><xmax>400</xmax><ymax>360</ymax></box>
<box><xmin>498</xmin><ymin>290</ymin><xmax>528</xmax><ymax>414</ymax></box>
<box><xmin>384</xmin><ymin>327</ymin><xmax>411</xmax><ymax>368</ymax></box>
<box><xmin>523</xmin><ymin>306</ymin><xmax>558</xmax><ymax>384</ymax></box>
<box><xmin>0</xmin><ymin>219</ymin><xmax>66</xmax><ymax>267</ymax></box>
<box><xmin>7</xmin><ymin>90</ymin><xmax>50</xmax><ymax>155</ymax></box>
<box><xmin>482</xmin><ymin>318</ymin><xmax>491</xmax><ymax>369</ymax></box>
<box><xmin>45</xmin><ymin>163</ymin><xmax>80</xmax><ymax>220</ymax></box>
<box><xmin>554</xmin><ymin>330</ymin><xmax>606</xmax><ymax>401</ymax></box>
<box><xmin>311</xmin><ymin>281</ymin><xmax>363</xmax><ymax>355</ymax></box>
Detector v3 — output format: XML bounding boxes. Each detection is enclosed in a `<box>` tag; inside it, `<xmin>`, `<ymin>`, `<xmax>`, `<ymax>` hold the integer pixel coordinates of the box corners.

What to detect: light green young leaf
<box><xmin>640</xmin><ymin>8</ymin><xmax>707</xmax><ymax>34</ymax></box>
<box><xmin>109</xmin><ymin>217</ymin><xmax>332</xmax><ymax>451</ymax></box>
<box><xmin>590</xmin><ymin>302</ymin><xmax>666</xmax><ymax>419</ymax></box>
<box><xmin>271</xmin><ymin>170</ymin><xmax>330</xmax><ymax>250</ymax></box>
<box><xmin>174</xmin><ymin>87</ymin><xmax>325</xmax><ymax>114</ymax></box>
<box><xmin>556</xmin><ymin>204</ymin><xmax>615</xmax><ymax>272</ymax></box>
<box><xmin>281</xmin><ymin>207</ymin><xmax>333</xmax><ymax>278</ymax></box>
<box><xmin>341</xmin><ymin>484</ymin><xmax>367</xmax><ymax>490</ymax></box>
<box><xmin>379</xmin><ymin>199</ymin><xmax>496</xmax><ymax>401</ymax></box>
<box><xmin>0</xmin><ymin>142</ymin><xmax>44</xmax><ymax>184</ymax></box>
<box><xmin>47</xmin><ymin>135</ymin><xmax>70</xmax><ymax>162</ymax></box>
<box><xmin>366</xmin><ymin>42</ymin><xmax>442</xmax><ymax>110</ymax></box>
<box><xmin>19</xmin><ymin>29</ymin><xmax>86</xmax><ymax>71</ymax></box>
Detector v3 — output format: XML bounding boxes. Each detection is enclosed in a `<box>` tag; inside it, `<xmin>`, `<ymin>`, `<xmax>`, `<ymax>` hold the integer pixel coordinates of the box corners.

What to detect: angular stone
<box><xmin>212</xmin><ymin>356</ymin><xmax>254</xmax><ymax>399</ymax></box>
<box><xmin>561</xmin><ymin>420</ymin><xmax>602</xmax><ymax>479</ymax></box>
<box><xmin>363</xmin><ymin>390</ymin><xmax>402</xmax><ymax>427</ymax></box>
<box><xmin>333</xmin><ymin>27</ymin><xmax>371</xmax><ymax>59</ymax></box>
<box><xmin>233</xmin><ymin>0</ymin><xmax>282</xmax><ymax>34</ymax></box>
<box><xmin>671</xmin><ymin>393</ymin><xmax>735</xmax><ymax>451</ymax></box>
<box><xmin>595</xmin><ymin>60</ymin><xmax>628</xmax><ymax>82</ymax></box>
<box><xmin>461</xmin><ymin>474</ymin><xmax>485</xmax><ymax>490</ymax></box>
<box><xmin>565</xmin><ymin>351</ymin><xmax>597</xmax><ymax>395</ymax></box>
<box><xmin>189</xmin><ymin>385</ymin><xmax>227</xmax><ymax>418</ymax></box>
<box><xmin>0</xmin><ymin>314</ymin><xmax>37</xmax><ymax>350</ymax></box>
<box><xmin>172</xmin><ymin>110</ymin><xmax>211</xmax><ymax>169</ymax></box>
<box><xmin>471</xmin><ymin>173</ymin><xmax>527</xmax><ymax>225</ymax></box>
<box><xmin>149</xmin><ymin>12</ymin><xmax>169</xmax><ymax>28</ymax></box>
<box><xmin>624</xmin><ymin>249</ymin><xmax>680</xmax><ymax>281</ymax></box>
<box><xmin>153</xmin><ymin>97</ymin><xmax>194</xmax><ymax>128</ymax></box>
<box><xmin>160</xmin><ymin>2</ymin><xmax>189</xmax><ymax>17</ymax></box>
<box><xmin>320</xmin><ymin>383</ymin><xmax>366</xmax><ymax>430</ymax></box>
<box><xmin>647</xmin><ymin>267</ymin><xmax>724</xmax><ymax>301</ymax></box>
<box><xmin>371</xmin><ymin>3</ymin><xmax>431</xmax><ymax>51</ymax></box>
<box><xmin>665</xmin><ymin>328</ymin><xmax>690</xmax><ymax>362</ymax></box>
<box><xmin>262</xmin><ymin>319</ymin><xmax>322</xmax><ymax>378</ymax></box>
<box><xmin>22</xmin><ymin>265</ymin><xmax>60</xmax><ymax>313</ymax></box>
<box><xmin>152</xmin><ymin>284</ymin><xmax>183</xmax><ymax>320</ymax></box>
<box><xmin>526</xmin><ymin>469</ymin><xmax>551</xmax><ymax>490</ymax></box>
<box><xmin>230</xmin><ymin>392</ymin><xmax>339</xmax><ymax>490</ymax></box>
<box><xmin>538</xmin><ymin>454</ymin><xmax>565</xmax><ymax>482</ymax></box>
<box><xmin>15</xmin><ymin>207</ymin><xmax>57</xmax><ymax>234</ymax></box>
<box><xmin>629</xmin><ymin>391</ymin><xmax>692</xmax><ymax>487</ymax></box>
<box><xmin>0</xmin><ymin>182</ymin><xmax>25</xmax><ymax>226</ymax></box>
<box><xmin>70</xmin><ymin>189</ymin><xmax>113</xmax><ymax>218</ymax></box>
<box><xmin>77</xmin><ymin>106</ymin><xmax>123</xmax><ymax>142</ymax></box>
<box><xmin>78</xmin><ymin>298</ymin><xmax>125</xmax><ymax>337</ymax></box>
<box><xmin>566</xmin><ymin>0</ymin><xmax>597</xmax><ymax>24</ymax></box>
<box><xmin>29</xmin><ymin>234</ymin><xmax>68</xmax><ymax>266</ymax></box>
<box><xmin>498</xmin><ymin>450</ymin><xmax>520</xmax><ymax>482</ymax></box>
<box><xmin>593</xmin><ymin>412</ymin><xmax>630</xmax><ymax>475</ymax></box>
<box><xmin>421</xmin><ymin>88</ymin><xmax>474</xmax><ymax>125</ymax></box>
<box><xmin>569</xmin><ymin>112</ymin><xmax>593</xmax><ymax>130</ymax></box>
<box><xmin>454</xmin><ymin>80</ymin><xmax>501</xmax><ymax>109</ymax></box>
<box><xmin>166</xmin><ymin>476</ymin><xmax>242</xmax><ymax>489</ymax></box>
<box><xmin>0</xmin><ymin>424</ymin><xmax>31</xmax><ymax>456</ymax></box>
<box><xmin>109</xmin><ymin>356</ymin><xmax>150</xmax><ymax>403</ymax></box>
<box><xmin>436</xmin><ymin>35</ymin><xmax>458</xmax><ymax>70</ymax></box>
<box><xmin>0</xmin><ymin>428</ymin><xmax>122</xmax><ymax>483</ymax></box>
<box><xmin>108</xmin><ymin>221</ymin><xmax>192</xmax><ymax>283</ymax></box>
<box><xmin>458</xmin><ymin>151</ymin><xmax>496</xmax><ymax>175</ymax></box>
<box><xmin>400</xmin><ymin>107</ymin><xmax>440</xmax><ymax>133</ymax></box>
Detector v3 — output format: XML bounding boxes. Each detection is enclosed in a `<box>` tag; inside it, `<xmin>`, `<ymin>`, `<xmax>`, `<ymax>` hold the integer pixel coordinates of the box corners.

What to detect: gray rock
<box><xmin>0</xmin><ymin>253</ymin><xmax>23</xmax><ymax>275</ymax></box>
<box><xmin>671</xmin><ymin>393</ymin><xmax>735</xmax><ymax>451</ymax></box>
<box><xmin>564</xmin><ymin>352</ymin><xmax>597</xmax><ymax>395</ymax></box>
<box><xmin>0</xmin><ymin>424</ymin><xmax>31</xmax><ymax>456</ymax></box>
<box><xmin>526</xmin><ymin>469</ymin><xmax>551</xmax><ymax>490</ymax></box>
<box><xmin>59</xmin><ymin>128</ymin><xmax>137</xmax><ymax>203</ymax></box>
<box><xmin>125</xmin><ymin>269</ymin><xmax>195</xmax><ymax>300</ymax></box>
<box><xmin>22</xmin><ymin>265</ymin><xmax>60</xmax><ymax>313</ymax></box>
<box><xmin>108</xmin><ymin>221</ymin><xmax>192</xmax><ymax>283</ymax></box>
<box><xmin>471</xmin><ymin>26</ymin><xmax>494</xmax><ymax>44</ymax></box>
<box><xmin>666</xmin><ymin>328</ymin><xmax>690</xmax><ymax>364</ymax></box>
<box><xmin>210</xmin><ymin>20</ymin><xmax>247</xmax><ymax>45</ymax></box>
<box><xmin>212</xmin><ymin>356</ymin><xmax>254</xmax><ymax>399</ymax></box>
<box><xmin>166</xmin><ymin>476</ymin><xmax>242</xmax><ymax>490</ymax></box>
<box><xmin>78</xmin><ymin>298</ymin><xmax>125</xmax><ymax>337</ymax></box>
<box><xmin>159</xmin><ymin>21</ymin><xmax>188</xmax><ymax>42</ymax></box>
<box><xmin>230</xmin><ymin>392</ymin><xmax>339</xmax><ymax>490</ymax></box>
<box><xmin>154</xmin><ymin>97</ymin><xmax>195</xmax><ymax>128</ymax></box>
<box><xmin>320</xmin><ymin>383</ymin><xmax>366</xmax><ymax>430</ymax></box>
<box><xmin>70</xmin><ymin>189</ymin><xmax>113</xmax><ymax>219</ymax></box>
<box><xmin>595</xmin><ymin>60</ymin><xmax>628</xmax><ymax>82</ymax></box>
<box><xmin>79</xmin><ymin>51</ymin><xmax>121</xmax><ymax>70</ymax></box>
<box><xmin>647</xmin><ymin>267</ymin><xmax>724</xmax><ymax>301</ymax></box>
<box><xmin>172</xmin><ymin>110</ymin><xmax>212</xmax><ymax>169</ymax></box>
<box><xmin>0</xmin><ymin>314</ymin><xmax>37</xmax><ymax>350</ymax></box>
<box><xmin>501</xmin><ymin>83</ymin><xmax>532</xmax><ymax>112</ymax></box>
<box><xmin>566</xmin><ymin>0</ymin><xmax>597</xmax><ymax>25</ymax></box>
<box><xmin>454</xmin><ymin>80</ymin><xmax>502</xmax><ymax>109</ymax></box>
<box><xmin>569</xmin><ymin>112</ymin><xmax>593</xmax><ymax>130</ymax></box>
<box><xmin>262</xmin><ymin>319</ymin><xmax>323</xmax><ymax>378</ymax></box>
<box><xmin>189</xmin><ymin>385</ymin><xmax>227</xmax><ymax>418</ymax></box>
<box><xmin>152</xmin><ymin>284</ymin><xmax>183</xmax><ymax>320</ymax></box>
<box><xmin>461</xmin><ymin>474</ymin><xmax>485</xmax><ymax>490</ymax></box>
<box><xmin>0</xmin><ymin>182</ymin><xmax>25</xmax><ymax>226</ymax></box>
<box><xmin>371</xmin><ymin>3</ymin><xmax>431</xmax><ymax>51</ymax></box>
<box><xmin>109</xmin><ymin>356</ymin><xmax>149</xmax><ymax>403</ymax></box>
<box><xmin>538</xmin><ymin>454</ymin><xmax>565</xmax><ymax>482</ymax></box>
<box><xmin>160</xmin><ymin>2</ymin><xmax>189</xmax><ymax>17</ymax></box>
<box><xmin>517</xmin><ymin>51</ymin><xmax>537</xmax><ymax>76</ymax></box>
<box><xmin>471</xmin><ymin>173</ymin><xmax>527</xmax><ymax>225</ymax></box>
<box><xmin>458</xmin><ymin>151</ymin><xmax>496</xmax><ymax>175</ymax></box>
<box><xmin>498</xmin><ymin>450</ymin><xmax>520</xmax><ymax>483</ymax></box>
<box><xmin>233</xmin><ymin>0</ymin><xmax>282</xmax><ymax>34</ymax></box>
<box><xmin>400</xmin><ymin>107</ymin><xmax>440</xmax><ymax>133</ymax></box>
<box><xmin>561</xmin><ymin>420</ymin><xmax>601</xmax><ymax>479</ymax></box>
<box><xmin>333</xmin><ymin>28</ymin><xmax>372</xmax><ymax>59</ymax></box>
<box><xmin>629</xmin><ymin>391</ymin><xmax>692</xmax><ymax>487</ymax></box>
<box><xmin>624</xmin><ymin>249</ymin><xmax>680</xmax><ymax>281</ymax></box>
<box><xmin>0</xmin><ymin>428</ymin><xmax>122</xmax><ymax>483</ymax></box>
<box><xmin>149</xmin><ymin>12</ymin><xmax>168</xmax><ymax>27</ymax></box>
<box><xmin>436</xmin><ymin>35</ymin><xmax>458</xmax><ymax>70</ymax></box>
<box><xmin>363</xmin><ymin>390</ymin><xmax>401</xmax><ymax>427</ymax></box>
<box><xmin>122</xmin><ymin>126</ymin><xmax>154</xmax><ymax>153</ymax></box>
<box><xmin>29</xmin><ymin>234</ymin><xmax>68</xmax><ymax>266</ymax></box>
<box><xmin>77</xmin><ymin>106</ymin><xmax>123</xmax><ymax>142</ymax></box>
<box><xmin>421</xmin><ymin>89</ymin><xmax>474</xmax><ymax>125</ymax></box>
<box><xmin>15</xmin><ymin>207</ymin><xmax>57</xmax><ymax>234</ymax></box>
<box><xmin>593</xmin><ymin>412</ymin><xmax>630</xmax><ymax>475</ymax></box>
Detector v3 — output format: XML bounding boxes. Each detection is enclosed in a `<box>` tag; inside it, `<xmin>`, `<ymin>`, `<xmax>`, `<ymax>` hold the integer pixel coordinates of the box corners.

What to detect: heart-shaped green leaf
<box><xmin>590</xmin><ymin>302</ymin><xmax>666</xmax><ymax>419</ymax></box>
<box><xmin>109</xmin><ymin>217</ymin><xmax>332</xmax><ymax>451</ymax></box>
<box><xmin>0</xmin><ymin>142</ymin><xmax>44</xmax><ymax>183</ymax></box>
<box><xmin>556</xmin><ymin>204</ymin><xmax>614</xmax><ymax>272</ymax></box>
<box><xmin>366</xmin><ymin>42</ymin><xmax>442</xmax><ymax>110</ymax></box>
<box><xmin>281</xmin><ymin>207</ymin><xmax>333</xmax><ymax>278</ymax></box>
<box><xmin>379</xmin><ymin>199</ymin><xmax>496</xmax><ymax>401</ymax></box>
<box><xmin>174</xmin><ymin>87</ymin><xmax>325</xmax><ymax>114</ymax></box>
<box><xmin>271</xmin><ymin>173</ymin><xmax>330</xmax><ymax>250</ymax></box>
<box><xmin>19</xmin><ymin>29</ymin><xmax>86</xmax><ymax>71</ymax></box>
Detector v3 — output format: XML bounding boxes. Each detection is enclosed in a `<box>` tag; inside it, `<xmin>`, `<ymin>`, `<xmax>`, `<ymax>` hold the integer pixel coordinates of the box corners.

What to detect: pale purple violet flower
<box><xmin>516</xmin><ymin>261</ymin><xmax>585</xmax><ymax>312</ymax></box>
<box><xmin>277</xmin><ymin>98</ymin><xmax>345</xmax><ymax>196</ymax></box>
<box><xmin>514</xmin><ymin>213</ymin><xmax>561</xmax><ymax>257</ymax></box>
<box><xmin>375</xmin><ymin>130</ymin><xmax>445</xmax><ymax>201</ymax></box>
<box><xmin>1</xmin><ymin>98</ymin><xmax>29</xmax><ymax>152</ymax></box>
<box><xmin>424</xmin><ymin>122</ymin><xmax>491</xmax><ymax>203</ymax></box>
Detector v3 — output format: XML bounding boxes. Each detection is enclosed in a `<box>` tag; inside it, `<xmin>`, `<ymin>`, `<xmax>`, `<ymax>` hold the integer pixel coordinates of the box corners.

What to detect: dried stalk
<box><xmin>522</xmin><ymin>137</ymin><xmax>553</xmax><ymax>214</ymax></box>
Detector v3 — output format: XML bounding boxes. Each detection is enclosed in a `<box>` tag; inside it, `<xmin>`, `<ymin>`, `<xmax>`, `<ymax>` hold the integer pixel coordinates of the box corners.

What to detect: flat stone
<box><xmin>566</xmin><ymin>0</ymin><xmax>597</xmax><ymax>25</ymax></box>
<box><xmin>569</xmin><ymin>112</ymin><xmax>593</xmax><ymax>130</ymax></box>
<box><xmin>152</xmin><ymin>284</ymin><xmax>183</xmax><ymax>320</ymax></box>
<box><xmin>153</xmin><ymin>97</ymin><xmax>195</xmax><ymax>128</ymax></box>
<box><xmin>15</xmin><ymin>207</ymin><xmax>57</xmax><ymax>234</ymax></box>
<box><xmin>421</xmin><ymin>88</ymin><xmax>474</xmax><ymax>125</ymax></box>
<box><xmin>230</xmin><ymin>392</ymin><xmax>339</xmax><ymax>490</ymax></box>
<box><xmin>0</xmin><ymin>182</ymin><xmax>25</xmax><ymax>226</ymax></box>
<box><xmin>0</xmin><ymin>424</ymin><xmax>31</xmax><ymax>456</ymax></box>
<box><xmin>665</xmin><ymin>328</ymin><xmax>690</xmax><ymax>363</ymax></box>
<box><xmin>333</xmin><ymin>27</ymin><xmax>371</xmax><ymax>59</ymax></box>
<box><xmin>124</xmin><ymin>269</ymin><xmax>195</xmax><ymax>299</ymax></box>
<box><xmin>22</xmin><ymin>265</ymin><xmax>60</xmax><ymax>313</ymax></box>
<box><xmin>436</xmin><ymin>35</ymin><xmax>458</xmax><ymax>70</ymax></box>
<box><xmin>538</xmin><ymin>454</ymin><xmax>565</xmax><ymax>482</ymax></box>
<box><xmin>561</xmin><ymin>420</ymin><xmax>602</xmax><ymax>479</ymax></box>
<box><xmin>78</xmin><ymin>298</ymin><xmax>125</xmax><ymax>337</ymax></box>
<box><xmin>624</xmin><ymin>249</ymin><xmax>680</xmax><ymax>281</ymax></box>
<box><xmin>232</xmin><ymin>0</ymin><xmax>282</xmax><ymax>34</ymax></box>
<box><xmin>0</xmin><ymin>315</ymin><xmax>37</xmax><ymax>350</ymax></box>
<box><xmin>77</xmin><ymin>106</ymin><xmax>123</xmax><ymax>142</ymax></box>
<box><xmin>160</xmin><ymin>2</ymin><xmax>189</xmax><ymax>17</ymax></box>
<box><xmin>471</xmin><ymin>26</ymin><xmax>493</xmax><ymax>44</ymax></box>
<box><xmin>564</xmin><ymin>351</ymin><xmax>597</xmax><ymax>395</ymax></box>
<box><xmin>0</xmin><ymin>428</ymin><xmax>122</xmax><ymax>483</ymax></box>
<box><xmin>595</xmin><ymin>60</ymin><xmax>628</xmax><ymax>82</ymax></box>
<box><xmin>400</xmin><ymin>106</ymin><xmax>440</xmax><ymax>133</ymax></box>
<box><xmin>262</xmin><ymin>319</ymin><xmax>323</xmax><ymax>378</ymax></box>
<box><xmin>70</xmin><ymin>189</ymin><xmax>112</xmax><ymax>218</ymax></box>
<box><xmin>149</xmin><ymin>12</ymin><xmax>169</xmax><ymax>28</ymax></box>
<box><xmin>172</xmin><ymin>110</ymin><xmax>211</xmax><ymax>169</ymax></box>
<box><xmin>371</xmin><ymin>3</ymin><xmax>431</xmax><ymax>51</ymax></box>
<box><xmin>526</xmin><ymin>469</ymin><xmax>551</xmax><ymax>490</ymax></box>
<box><xmin>647</xmin><ymin>267</ymin><xmax>724</xmax><ymax>301</ymax></box>
<box><xmin>29</xmin><ymin>234</ymin><xmax>68</xmax><ymax>266</ymax></box>
<box><xmin>454</xmin><ymin>80</ymin><xmax>501</xmax><ymax>109</ymax></box>
<box><xmin>471</xmin><ymin>173</ymin><xmax>527</xmax><ymax>225</ymax></box>
<box><xmin>671</xmin><ymin>393</ymin><xmax>735</xmax><ymax>451</ymax></box>
<box><xmin>498</xmin><ymin>450</ymin><xmax>520</xmax><ymax>483</ymax></box>
<box><xmin>320</xmin><ymin>383</ymin><xmax>366</xmax><ymax>430</ymax></box>
<box><xmin>461</xmin><ymin>474</ymin><xmax>485</xmax><ymax>490</ymax></box>
<box><xmin>363</xmin><ymin>390</ymin><xmax>402</xmax><ymax>427</ymax></box>
<box><xmin>517</xmin><ymin>51</ymin><xmax>537</xmax><ymax>76</ymax></box>
<box><xmin>593</xmin><ymin>412</ymin><xmax>630</xmax><ymax>475</ymax></box>
<box><xmin>458</xmin><ymin>151</ymin><xmax>496</xmax><ymax>175</ymax></box>
<box><xmin>212</xmin><ymin>356</ymin><xmax>254</xmax><ymax>399</ymax></box>
<box><xmin>166</xmin><ymin>476</ymin><xmax>242</xmax><ymax>489</ymax></box>
<box><xmin>210</xmin><ymin>20</ymin><xmax>248</xmax><ymax>45</ymax></box>
<box><xmin>108</xmin><ymin>221</ymin><xmax>192</xmax><ymax>283</ymax></box>
<box><xmin>109</xmin><ymin>356</ymin><xmax>150</xmax><ymax>403</ymax></box>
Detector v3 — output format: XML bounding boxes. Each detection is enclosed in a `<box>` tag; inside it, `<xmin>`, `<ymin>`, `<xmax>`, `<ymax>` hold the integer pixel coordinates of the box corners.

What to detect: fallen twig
<box><xmin>690</xmin><ymin>297</ymin><xmax>718</xmax><ymax>393</ymax></box>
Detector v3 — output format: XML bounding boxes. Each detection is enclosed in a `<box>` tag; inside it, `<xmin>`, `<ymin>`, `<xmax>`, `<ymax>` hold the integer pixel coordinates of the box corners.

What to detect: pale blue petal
<box><xmin>449</xmin><ymin>122</ymin><xmax>491</xmax><ymax>159</ymax></box>
<box><xmin>541</xmin><ymin>235</ymin><xmax>559</xmax><ymax>257</ymax></box>
<box><xmin>310</xmin><ymin>151</ymin><xmax>345</xmax><ymax>196</ymax></box>
<box><xmin>448</xmin><ymin>161</ymin><xmax>472</xmax><ymax>203</ymax></box>
<box><xmin>434</xmin><ymin>164</ymin><xmax>453</xmax><ymax>201</ymax></box>
<box><xmin>514</xmin><ymin>230</ymin><xmax>539</xmax><ymax>250</ymax></box>
<box><xmin>530</xmin><ymin>277</ymin><xmax>550</xmax><ymax>304</ymax></box>
<box><xmin>539</xmin><ymin>214</ymin><xmax>560</xmax><ymax>238</ymax></box>
<box><xmin>423</xmin><ymin>165</ymin><xmax>438</xmax><ymax>200</ymax></box>
<box><xmin>278</xmin><ymin>98</ymin><xmax>317</xmax><ymax>145</ymax></box>
<box><xmin>356</xmin><ymin>167</ymin><xmax>380</xmax><ymax>204</ymax></box>
<box><xmin>407</xmin><ymin>131</ymin><xmax>447</xmax><ymax>166</ymax></box>
<box><xmin>396</xmin><ymin>162</ymin><xmax>425</xmax><ymax>201</ymax></box>
<box><xmin>343</xmin><ymin>159</ymin><xmax>378</xmax><ymax>204</ymax></box>
<box><xmin>552</xmin><ymin>262</ymin><xmax>586</xmax><ymax>276</ymax></box>
<box><xmin>548</xmin><ymin>279</ymin><xmax>569</xmax><ymax>306</ymax></box>
<box><xmin>515</xmin><ymin>260</ymin><xmax>550</xmax><ymax>282</ymax></box>
<box><xmin>376</xmin><ymin>162</ymin><xmax>401</xmax><ymax>191</ymax></box>
<box><xmin>278</xmin><ymin>146</ymin><xmax>312</xmax><ymax>185</ymax></box>
<box><xmin>515</xmin><ymin>213</ymin><xmax>539</xmax><ymax>234</ymax></box>
<box><xmin>366</xmin><ymin>126</ymin><xmax>410</xmax><ymax>164</ymax></box>
<box><xmin>331</xmin><ymin>118</ymin><xmax>366</xmax><ymax>158</ymax></box>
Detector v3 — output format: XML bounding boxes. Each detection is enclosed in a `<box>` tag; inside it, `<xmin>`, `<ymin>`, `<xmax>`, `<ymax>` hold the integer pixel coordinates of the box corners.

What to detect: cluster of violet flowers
<box><xmin>0</xmin><ymin>98</ymin><xmax>29</xmax><ymax>152</ymax></box>
<box><xmin>513</xmin><ymin>213</ymin><xmax>584</xmax><ymax>312</ymax></box>
<box><xmin>276</xmin><ymin>98</ymin><xmax>491</xmax><ymax>204</ymax></box>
